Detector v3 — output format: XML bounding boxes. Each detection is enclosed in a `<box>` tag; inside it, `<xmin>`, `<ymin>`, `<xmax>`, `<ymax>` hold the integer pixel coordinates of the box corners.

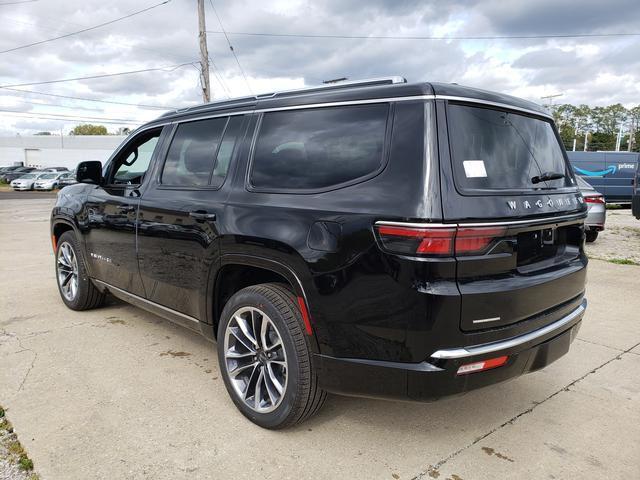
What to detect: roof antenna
<box><xmin>322</xmin><ymin>77</ymin><xmax>348</xmax><ymax>84</ymax></box>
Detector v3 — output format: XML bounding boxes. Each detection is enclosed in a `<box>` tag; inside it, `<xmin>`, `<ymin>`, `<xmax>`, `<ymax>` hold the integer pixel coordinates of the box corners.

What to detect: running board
<box><xmin>92</xmin><ymin>279</ymin><xmax>203</xmax><ymax>334</ymax></box>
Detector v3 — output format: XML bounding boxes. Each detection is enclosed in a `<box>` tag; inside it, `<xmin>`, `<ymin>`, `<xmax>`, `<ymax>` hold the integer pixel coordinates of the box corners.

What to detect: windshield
<box><xmin>40</xmin><ymin>173</ymin><xmax>57</xmax><ymax>179</ymax></box>
<box><xmin>448</xmin><ymin>103</ymin><xmax>573</xmax><ymax>192</ymax></box>
<box><xmin>20</xmin><ymin>173</ymin><xmax>37</xmax><ymax>179</ymax></box>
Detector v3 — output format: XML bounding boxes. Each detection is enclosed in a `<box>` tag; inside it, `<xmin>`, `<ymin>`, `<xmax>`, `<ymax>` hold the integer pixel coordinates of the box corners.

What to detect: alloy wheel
<box><xmin>223</xmin><ymin>306</ymin><xmax>288</xmax><ymax>413</ymax></box>
<box><xmin>57</xmin><ymin>241</ymin><xmax>79</xmax><ymax>301</ymax></box>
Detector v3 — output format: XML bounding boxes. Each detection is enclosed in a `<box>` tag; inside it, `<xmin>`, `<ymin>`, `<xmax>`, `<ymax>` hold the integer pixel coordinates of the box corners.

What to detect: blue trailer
<box><xmin>566</xmin><ymin>151</ymin><xmax>639</xmax><ymax>203</ymax></box>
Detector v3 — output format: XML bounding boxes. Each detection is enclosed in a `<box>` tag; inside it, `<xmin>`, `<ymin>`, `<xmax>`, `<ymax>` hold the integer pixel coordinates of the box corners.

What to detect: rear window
<box><xmin>448</xmin><ymin>104</ymin><xmax>573</xmax><ymax>192</ymax></box>
<box><xmin>250</xmin><ymin>104</ymin><xmax>389</xmax><ymax>191</ymax></box>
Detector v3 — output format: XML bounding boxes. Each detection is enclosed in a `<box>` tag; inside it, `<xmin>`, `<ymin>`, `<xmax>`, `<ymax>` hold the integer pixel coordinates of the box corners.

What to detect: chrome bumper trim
<box><xmin>430</xmin><ymin>299</ymin><xmax>587</xmax><ymax>360</ymax></box>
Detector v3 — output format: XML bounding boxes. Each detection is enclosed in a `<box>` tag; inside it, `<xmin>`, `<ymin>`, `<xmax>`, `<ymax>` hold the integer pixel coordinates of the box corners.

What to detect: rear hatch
<box><xmin>441</xmin><ymin>100</ymin><xmax>588</xmax><ymax>331</ymax></box>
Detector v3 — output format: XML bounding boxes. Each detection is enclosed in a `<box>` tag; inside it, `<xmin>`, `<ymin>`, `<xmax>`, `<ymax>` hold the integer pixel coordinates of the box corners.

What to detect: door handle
<box><xmin>189</xmin><ymin>211</ymin><xmax>217</xmax><ymax>221</ymax></box>
<box><xmin>117</xmin><ymin>205</ymin><xmax>135</xmax><ymax>213</ymax></box>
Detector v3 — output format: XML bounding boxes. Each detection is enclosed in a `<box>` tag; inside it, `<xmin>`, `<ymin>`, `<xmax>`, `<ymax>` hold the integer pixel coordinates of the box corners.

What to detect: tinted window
<box><xmin>211</xmin><ymin>116</ymin><xmax>244</xmax><ymax>187</ymax></box>
<box><xmin>162</xmin><ymin>118</ymin><xmax>227</xmax><ymax>186</ymax></box>
<box><xmin>251</xmin><ymin>104</ymin><xmax>389</xmax><ymax>190</ymax></box>
<box><xmin>448</xmin><ymin>104</ymin><xmax>573</xmax><ymax>191</ymax></box>
<box><xmin>112</xmin><ymin>130</ymin><xmax>161</xmax><ymax>185</ymax></box>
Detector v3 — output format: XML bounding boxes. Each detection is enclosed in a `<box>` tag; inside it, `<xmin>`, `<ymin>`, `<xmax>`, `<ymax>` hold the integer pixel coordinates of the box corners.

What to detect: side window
<box><xmin>111</xmin><ymin>129</ymin><xmax>162</xmax><ymax>185</ymax></box>
<box><xmin>161</xmin><ymin>117</ymin><xmax>227</xmax><ymax>187</ymax></box>
<box><xmin>250</xmin><ymin>104</ymin><xmax>389</xmax><ymax>191</ymax></box>
<box><xmin>211</xmin><ymin>115</ymin><xmax>244</xmax><ymax>187</ymax></box>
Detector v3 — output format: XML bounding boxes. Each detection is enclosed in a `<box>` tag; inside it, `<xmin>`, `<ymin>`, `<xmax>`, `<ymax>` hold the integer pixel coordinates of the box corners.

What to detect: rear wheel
<box><xmin>55</xmin><ymin>231</ymin><xmax>105</xmax><ymax>310</ymax></box>
<box><xmin>218</xmin><ymin>283</ymin><xmax>326</xmax><ymax>429</ymax></box>
<box><xmin>585</xmin><ymin>230</ymin><xmax>599</xmax><ymax>243</ymax></box>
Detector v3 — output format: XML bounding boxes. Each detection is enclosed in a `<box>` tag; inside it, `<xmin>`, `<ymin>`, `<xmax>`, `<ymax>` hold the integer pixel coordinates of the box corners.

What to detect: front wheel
<box><xmin>55</xmin><ymin>231</ymin><xmax>105</xmax><ymax>310</ymax></box>
<box><xmin>217</xmin><ymin>283</ymin><xmax>326</xmax><ymax>429</ymax></box>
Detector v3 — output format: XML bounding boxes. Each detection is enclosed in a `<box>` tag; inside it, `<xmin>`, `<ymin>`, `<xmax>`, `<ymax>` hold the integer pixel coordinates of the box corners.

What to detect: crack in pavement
<box><xmin>410</xmin><ymin>340</ymin><xmax>640</xmax><ymax>480</ymax></box>
<box><xmin>1</xmin><ymin>327</ymin><xmax>38</xmax><ymax>392</ymax></box>
<box><xmin>575</xmin><ymin>337</ymin><xmax>626</xmax><ymax>352</ymax></box>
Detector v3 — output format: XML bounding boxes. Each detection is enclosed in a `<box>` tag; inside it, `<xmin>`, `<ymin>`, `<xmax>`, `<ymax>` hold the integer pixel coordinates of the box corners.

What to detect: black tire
<box><xmin>585</xmin><ymin>230</ymin><xmax>599</xmax><ymax>243</ymax></box>
<box><xmin>55</xmin><ymin>231</ymin><xmax>105</xmax><ymax>310</ymax></box>
<box><xmin>217</xmin><ymin>283</ymin><xmax>326</xmax><ymax>429</ymax></box>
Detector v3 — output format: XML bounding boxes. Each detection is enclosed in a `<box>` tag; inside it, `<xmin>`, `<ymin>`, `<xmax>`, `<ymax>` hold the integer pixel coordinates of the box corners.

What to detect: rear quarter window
<box><xmin>249</xmin><ymin>104</ymin><xmax>390</xmax><ymax>191</ymax></box>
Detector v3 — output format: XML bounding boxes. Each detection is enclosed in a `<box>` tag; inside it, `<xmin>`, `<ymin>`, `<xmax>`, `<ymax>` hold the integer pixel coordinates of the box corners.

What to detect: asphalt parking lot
<box><xmin>1</xmin><ymin>197</ymin><xmax>639</xmax><ymax>480</ymax></box>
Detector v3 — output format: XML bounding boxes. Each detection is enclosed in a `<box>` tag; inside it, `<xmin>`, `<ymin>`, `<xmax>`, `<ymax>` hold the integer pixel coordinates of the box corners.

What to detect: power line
<box><xmin>206</xmin><ymin>30</ymin><xmax>640</xmax><ymax>41</ymax></box>
<box><xmin>0</xmin><ymin>0</ymin><xmax>37</xmax><ymax>5</ymax></box>
<box><xmin>1</xmin><ymin>87</ymin><xmax>175</xmax><ymax>110</ymax></box>
<box><xmin>0</xmin><ymin>0</ymin><xmax>172</xmax><ymax>54</ymax></box>
<box><xmin>3</xmin><ymin>13</ymin><xmax>199</xmax><ymax>65</ymax></box>
<box><xmin>0</xmin><ymin>62</ymin><xmax>194</xmax><ymax>88</ymax></box>
<box><xmin>207</xmin><ymin>0</ymin><xmax>252</xmax><ymax>94</ymax></box>
<box><xmin>0</xmin><ymin>108</ymin><xmax>143</xmax><ymax>123</ymax></box>
<box><xmin>0</xmin><ymin>96</ymin><xmax>103</xmax><ymax>113</ymax></box>
<box><xmin>0</xmin><ymin>113</ymin><xmax>141</xmax><ymax>126</ymax></box>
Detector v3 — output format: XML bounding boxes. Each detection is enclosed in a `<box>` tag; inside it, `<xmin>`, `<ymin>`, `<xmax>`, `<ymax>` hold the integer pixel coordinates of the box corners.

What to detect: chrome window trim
<box><xmin>430</xmin><ymin>300</ymin><xmax>586</xmax><ymax>360</ymax></box>
<box><xmin>436</xmin><ymin>95</ymin><xmax>552</xmax><ymax>119</ymax></box>
<box><xmin>146</xmin><ymin>94</ymin><xmax>551</xmax><ymax>130</ymax></box>
<box><xmin>375</xmin><ymin>212</ymin><xmax>586</xmax><ymax>229</ymax></box>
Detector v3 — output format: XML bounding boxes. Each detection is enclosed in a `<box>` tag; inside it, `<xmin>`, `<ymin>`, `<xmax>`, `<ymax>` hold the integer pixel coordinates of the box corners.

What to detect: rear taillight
<box><xmin>584</xmin><ymin>195</ymin><xmax>605</xmax><ymax>204</ymax></box>
<box><xmin>375</xmin><ymin>224</ymin><xmax>506</xmax><ymax>257</ymax></box>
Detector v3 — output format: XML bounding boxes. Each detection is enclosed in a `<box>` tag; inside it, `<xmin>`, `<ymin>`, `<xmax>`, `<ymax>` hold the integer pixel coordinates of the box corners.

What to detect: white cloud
<box><xmin>0</xmin><ymin>0</ymin><xmax>638</xmax><ymax>134</ymax></box>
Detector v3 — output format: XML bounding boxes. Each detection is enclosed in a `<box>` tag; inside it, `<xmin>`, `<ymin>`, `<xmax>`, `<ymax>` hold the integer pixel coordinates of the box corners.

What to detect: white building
<box><xmin>0</xmin><ymin>135</ymin><xmax>126</xmax><ymax>170</ymax></box>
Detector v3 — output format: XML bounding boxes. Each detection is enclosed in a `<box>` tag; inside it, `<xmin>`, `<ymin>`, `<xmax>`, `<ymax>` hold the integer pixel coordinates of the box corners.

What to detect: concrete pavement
<box><xmin>1</xmin><ymin>198</ymin><xmax>639</xmax><ymax>479</ymax></box>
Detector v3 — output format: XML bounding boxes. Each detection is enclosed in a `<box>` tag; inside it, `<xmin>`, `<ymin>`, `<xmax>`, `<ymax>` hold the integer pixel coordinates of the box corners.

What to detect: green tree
<box><xmin>70</xmin><ymin>124</ymin><xmax>108</xmax><ymax>135</ymax></box>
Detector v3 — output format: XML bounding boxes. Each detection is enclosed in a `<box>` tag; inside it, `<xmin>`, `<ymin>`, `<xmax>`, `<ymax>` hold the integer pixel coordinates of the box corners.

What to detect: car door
<box><xmin>83</xmin><ymin>126</ymin><xmax>168</xmax><ymax>296</ymax></box>
<box><xmin>137</xmin><ymin>114</ymin><xmax>249</xmax><ymax>319</ymax></box>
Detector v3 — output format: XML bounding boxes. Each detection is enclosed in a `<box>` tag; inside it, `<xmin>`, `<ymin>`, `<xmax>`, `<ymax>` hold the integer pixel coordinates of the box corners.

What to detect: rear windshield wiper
<box><xmin>531</xmin><ymin>171</ymin><xmax>565</xmax><ymax>184</ymax></box>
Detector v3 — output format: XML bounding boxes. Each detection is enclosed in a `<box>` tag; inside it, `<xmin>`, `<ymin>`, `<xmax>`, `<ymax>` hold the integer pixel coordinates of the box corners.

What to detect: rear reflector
<box><xmin>456</xmin><ymin>356</ymin><xmax>508</xmax><ymax>375</ymax></box>
<box><xmin>296</xmin><ymin>296</ymin><xmax>313</xmax><ymax>336</ymax></box>
<box><xmin>584</xmin><ymin>195</ymin><xmax>605</xmax><ymax>204</ymax></box>
<box><xmin>375</xmin><ymin>224</ymin><xmax>506</xmax><ymax>257</ymax></box>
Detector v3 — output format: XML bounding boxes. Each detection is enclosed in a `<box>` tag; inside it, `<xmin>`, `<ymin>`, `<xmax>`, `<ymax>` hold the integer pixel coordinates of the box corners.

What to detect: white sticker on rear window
<box><xmin>463</xmin><ymin>160</ymin><xmax>487</xmax><ymax>178</ymax></box>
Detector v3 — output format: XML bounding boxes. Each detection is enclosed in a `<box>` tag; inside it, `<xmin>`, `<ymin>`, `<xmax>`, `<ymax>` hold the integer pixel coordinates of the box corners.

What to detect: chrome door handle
<box><xmin>189</xmin><ymin>211</ymin><xmax>217</xmax><ymax>221</ymax></box>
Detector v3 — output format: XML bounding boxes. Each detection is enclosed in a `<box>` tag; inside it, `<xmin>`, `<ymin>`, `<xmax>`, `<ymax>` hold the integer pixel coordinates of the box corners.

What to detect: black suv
<box><xmin>51</xmin><ymin>77</ymin><xmax>588</xmax><ymax>429</ymax></box>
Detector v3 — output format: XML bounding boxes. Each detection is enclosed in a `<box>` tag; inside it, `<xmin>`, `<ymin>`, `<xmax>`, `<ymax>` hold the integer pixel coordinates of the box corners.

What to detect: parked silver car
<box><xmin>577</xmin><ymin>176</ymin><xmax>606</xmax><ymax>242</ymax></box>
<box><xmin>57</xmin><ymin>171</ymin><xmax>77</xmax><ymax>188</ymax></box>
<box><xmin>33</xmin><ymin>172</ymin><xmax>66</xmax><ymax>190</ymax></box>
<box><xmin>10</xmin><ymin>171</ymin><xmax>46</xmax><ymax>190</ymax></box>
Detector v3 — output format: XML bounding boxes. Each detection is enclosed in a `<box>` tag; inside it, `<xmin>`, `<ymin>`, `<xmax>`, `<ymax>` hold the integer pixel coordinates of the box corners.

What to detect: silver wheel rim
<box><xmin>223</xmin><ymin>306</ymin><xmax>288</xmax><ymax>413</ymax></box>
<box><xmin>57</xmin><ymin>241</ymin><xmax>79</xmax><ymax>301</ymax></box>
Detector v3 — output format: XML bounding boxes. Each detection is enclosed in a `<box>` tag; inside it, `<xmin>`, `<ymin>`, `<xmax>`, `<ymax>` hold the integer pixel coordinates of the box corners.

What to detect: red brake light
<box><xmin>455</xmin><ymin>227</ymin><xmax>506</xmax><ymax>254</ymax></box>
<box><xmin>375</xmin><ymin>224</ymin><xmax>506</xmax><ymax>257</ymax></box>
<box><xmin>584</xmin><ymin>195</ymin><xmax>605</xmax><ymax>204</ymax></box>
<box><xmin>376</xmin><ymin>225</ymin><xmax>456</xmax><ymax>256</ymax></box>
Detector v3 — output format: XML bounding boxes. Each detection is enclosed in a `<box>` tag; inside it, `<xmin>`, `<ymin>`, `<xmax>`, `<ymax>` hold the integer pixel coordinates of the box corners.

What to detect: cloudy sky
<box><xmin>0</xmin><ymin>0</ymin><xmax>639</xmax><ymax>135</ymax></box>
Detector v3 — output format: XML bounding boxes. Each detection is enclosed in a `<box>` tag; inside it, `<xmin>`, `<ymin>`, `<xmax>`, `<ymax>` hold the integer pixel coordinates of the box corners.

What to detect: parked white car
<box><xmin>10</xmin><ymin>172</ymin><xmax>46</xmax><ymax>190</ymax></box>
<box><xmin>34</xmin><ymin>172</ymin><xmax>66</xmax><ymax>190</ymax></box>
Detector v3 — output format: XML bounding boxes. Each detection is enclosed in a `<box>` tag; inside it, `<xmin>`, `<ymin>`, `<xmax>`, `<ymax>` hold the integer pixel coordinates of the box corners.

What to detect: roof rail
<box><xmin>255</xmin><ymin>76</ymin><xmax>407</xmax><ymax>99</ymax></box>
<box><xmin>158</xmin><ymin>76</ymin><xmax>407</xmax><ymax>118</ymax></box>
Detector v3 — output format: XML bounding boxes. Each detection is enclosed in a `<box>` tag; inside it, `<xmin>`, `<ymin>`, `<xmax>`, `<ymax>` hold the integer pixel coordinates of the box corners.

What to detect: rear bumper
<box><xmin>314</xmin><ymin>299</ymin><xmax>586</xmax><ymax>401</ymax></box>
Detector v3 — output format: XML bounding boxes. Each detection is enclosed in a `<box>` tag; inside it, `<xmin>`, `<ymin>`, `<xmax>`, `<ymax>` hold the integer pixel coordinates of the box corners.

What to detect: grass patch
<box><xmin>0</xmin><ymin>404</ymin><xmax>39</xmax><ymax>478</ymax></box>
<box><xmin>19</xmin><ymin>455</ymin><xmax>34</xmax><ymax>471</ymax></box>
<box><xmin>607</xmin><ymin>258</ymin><xmax>639</xmax><ymax>265</ymax></box>
<box><xmin>605</xmin><ymin>203</ymin><xmax>622</xmax><ymax>210</ymax></box>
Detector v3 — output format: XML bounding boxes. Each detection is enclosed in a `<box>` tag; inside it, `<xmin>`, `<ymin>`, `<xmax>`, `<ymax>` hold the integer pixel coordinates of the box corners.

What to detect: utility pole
<box><xmin>541</xmin><ymin>93</ymin><xmax>563</xmax><ymax>110</ymax></box>
<box><xmin>197</xmin><ymin>0</ymin><xmax>211</xmax><ymax>103</ymax></box>
<box><xmin>615</xmin><ymin>122</ymin><xmax>623</xmax><ymax>151</ymax></box>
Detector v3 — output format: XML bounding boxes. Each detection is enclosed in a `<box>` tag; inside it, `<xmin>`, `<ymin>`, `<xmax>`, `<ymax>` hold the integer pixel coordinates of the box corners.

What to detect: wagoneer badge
<box><xmin>506</xmin><ymin>196</ymin><xmax>583</xmax><ymax>211</ymax></box>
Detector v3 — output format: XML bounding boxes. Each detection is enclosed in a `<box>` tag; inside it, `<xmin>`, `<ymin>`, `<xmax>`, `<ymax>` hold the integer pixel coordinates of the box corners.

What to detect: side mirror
<box><xmin>76</xmin><ymin>161</ymin><xmax>103</xmax><ymax>184</ymax></box>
